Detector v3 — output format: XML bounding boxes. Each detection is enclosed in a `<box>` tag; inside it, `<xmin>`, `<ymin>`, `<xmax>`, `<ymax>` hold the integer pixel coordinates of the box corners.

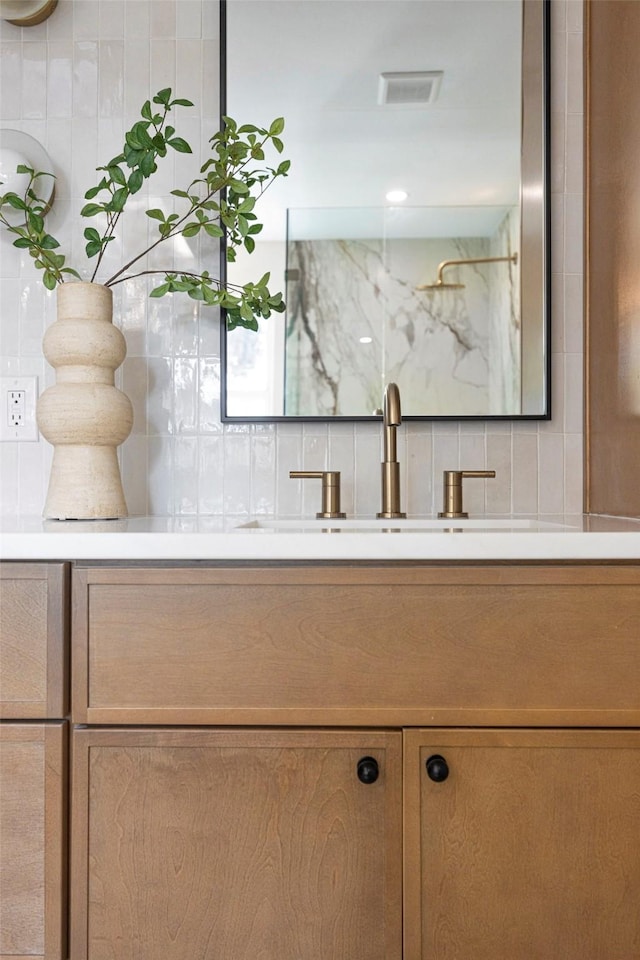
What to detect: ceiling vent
<box><xmin>378</xmin><ymin>70</ymin><xmax>443</xmax><ymax>107</ymax></box>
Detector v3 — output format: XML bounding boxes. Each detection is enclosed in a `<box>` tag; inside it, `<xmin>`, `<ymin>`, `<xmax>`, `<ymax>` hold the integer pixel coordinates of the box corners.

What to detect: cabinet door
<box><xmin>0</xmin><ymin>562</ymin><xmax>68</xmax><ymax>719</ymax></box>
<box><xmin>404</xmin><ymin>729</ymin><xmax>640</xmax><ymax>960</ymax></box>
<box><xmin>0</xmin><ymin>722</ymin><xmax>67</xmax><ymax>960</ymax></box>
<box><xmin>71</xmin><ymin>728</ymin><xmax>402</xmax><ymax>960</ymax></box>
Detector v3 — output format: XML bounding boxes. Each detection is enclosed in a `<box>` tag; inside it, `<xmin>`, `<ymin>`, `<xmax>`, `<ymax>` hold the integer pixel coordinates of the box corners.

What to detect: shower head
<box><xmin>416</xmin><ymin>252</ymin><xmax>518</xmax><ymax>293</ymax></box>
<box><xmin>415</xmin><ymin>280</ymin><xmax>465</xmax><ymax>291</ymax></box>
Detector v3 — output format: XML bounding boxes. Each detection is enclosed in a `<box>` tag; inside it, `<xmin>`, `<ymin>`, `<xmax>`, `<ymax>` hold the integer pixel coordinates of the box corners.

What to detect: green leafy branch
<box><xmin>80</xmin><ymin>87</ymin><xmax>195</xmax><ymax>282</ymax></box>
<box><xmin>0</xmin><ymin>167</ymin><xmax>79</xmax><ymax>289</ymax></box>
<box><xmin>0</xmin><ymin>89</ymin><xmax>290</xmax><ymax>331</ymax></box>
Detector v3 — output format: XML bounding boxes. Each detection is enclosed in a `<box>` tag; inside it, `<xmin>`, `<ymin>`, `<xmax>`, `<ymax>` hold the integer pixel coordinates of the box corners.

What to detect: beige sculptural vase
<box><xmin>37</xmin><ymin>282</ymin><xmax>133</xmax><ymax>520</ymax></box>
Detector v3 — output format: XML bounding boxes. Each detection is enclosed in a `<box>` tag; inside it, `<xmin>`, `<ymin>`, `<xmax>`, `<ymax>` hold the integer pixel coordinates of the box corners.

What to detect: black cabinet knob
<box><xmin>357</xmin><ymin>756</ymin><xmax>379</xmax><ymax>784</ymax></box>
<box><xmin>426</xmin><ymin>754</ymin><xmax>449</xmax><ymax>782</ymax></box>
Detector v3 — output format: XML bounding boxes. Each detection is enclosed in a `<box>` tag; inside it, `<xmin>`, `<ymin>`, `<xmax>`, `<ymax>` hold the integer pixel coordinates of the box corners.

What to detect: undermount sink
<box><xmin>238</xmin><ymin>517</ymin><xmax>575</xmax><ymax>532</ymax></box>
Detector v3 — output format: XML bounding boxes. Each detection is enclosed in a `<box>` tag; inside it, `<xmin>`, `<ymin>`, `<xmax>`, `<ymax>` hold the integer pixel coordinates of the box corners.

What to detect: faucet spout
<box><xmin>377</xmin><ymin>382</ymin><xmax>406</xmax><ymax>519</ymax></box>
<box><xmin>382</xmin><ymin>381</ymin><xmax>401</xmax><ymax>463</ymax></box>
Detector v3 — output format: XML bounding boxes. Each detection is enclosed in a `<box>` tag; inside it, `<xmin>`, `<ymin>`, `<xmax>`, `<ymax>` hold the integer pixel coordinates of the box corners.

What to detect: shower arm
<box><xmin>416</xmin><ymin>252</ymin><xmax>518</xmax><ymax>290</ymax></box>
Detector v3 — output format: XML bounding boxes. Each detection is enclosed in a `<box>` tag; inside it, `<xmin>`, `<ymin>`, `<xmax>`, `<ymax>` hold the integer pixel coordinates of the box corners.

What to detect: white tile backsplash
<box><xmin>0</xmin><ymin>0</ymin><xmax>584</xmax><ymax>519</ymax></box>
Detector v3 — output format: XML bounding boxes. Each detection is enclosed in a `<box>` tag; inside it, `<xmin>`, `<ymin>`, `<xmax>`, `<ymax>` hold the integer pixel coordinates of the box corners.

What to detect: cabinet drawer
<box><xmin>73</xmin><ymin>565</ymin><xmax>640</xmax><ymax>726</ymax></box>
<box><xmin>0</xmin><ymin>563</ymin><xmax>68</xmax><ymax>719</ymax></box>
<box><xmin>0</xmin><ymin>722</ymin><xmax>67</xmax><ymax>960</ymax></box>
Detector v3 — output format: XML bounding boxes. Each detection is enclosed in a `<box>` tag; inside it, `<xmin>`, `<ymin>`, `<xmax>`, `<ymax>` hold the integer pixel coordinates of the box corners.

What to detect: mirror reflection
<box><xmin>222</xmin><ymin>0</ymin><xmax>549</xmax><ymax>420</ymax></box>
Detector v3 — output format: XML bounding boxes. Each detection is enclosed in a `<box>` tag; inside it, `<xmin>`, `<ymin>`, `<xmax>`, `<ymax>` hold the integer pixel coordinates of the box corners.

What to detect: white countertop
<box><xmin>1</xmin><ymin>514</ymin><xmax>640</xmax><ymax>561</ymax></box>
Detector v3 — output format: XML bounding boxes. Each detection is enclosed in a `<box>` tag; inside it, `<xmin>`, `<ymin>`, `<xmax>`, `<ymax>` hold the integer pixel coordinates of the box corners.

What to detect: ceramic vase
<box><xmin>37</xmin><ymin>282</ymin><xmax>133</xmax><ymax>520</ymax></box>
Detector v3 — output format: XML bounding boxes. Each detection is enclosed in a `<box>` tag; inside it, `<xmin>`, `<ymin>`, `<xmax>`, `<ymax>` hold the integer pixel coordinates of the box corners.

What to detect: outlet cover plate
<box><xmin>0</xmin><ymin>376</ymin><xmax>39</xmax><ymax>441</ymax></box>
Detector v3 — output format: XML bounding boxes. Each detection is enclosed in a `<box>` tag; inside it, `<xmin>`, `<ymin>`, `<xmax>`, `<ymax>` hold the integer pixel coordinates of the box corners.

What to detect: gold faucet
<box><xmin>377</xmin><ymin>382</ymin><xmax>406</xmax><ymax>519</ymax></box>
<box><xmin>438</xmin><ymin>470</ymin><xmax>496</xmax><ymax>519</ymax></box>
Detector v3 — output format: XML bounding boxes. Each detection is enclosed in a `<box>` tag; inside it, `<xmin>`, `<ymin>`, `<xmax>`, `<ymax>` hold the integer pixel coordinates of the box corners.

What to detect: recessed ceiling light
<box><xmin>359</xmin><ymin>336</ymin><xmax>373</xmax><ymax>344</ymax></box>
<box><xmin>378</xmin><ymin>71</ymin><xmax>444</xmax><ymax>107</ymax></box>
<box><xmin>385</xmin><ymin>189</ymin><xmax>408</xmax><ymax>203</ymax></box>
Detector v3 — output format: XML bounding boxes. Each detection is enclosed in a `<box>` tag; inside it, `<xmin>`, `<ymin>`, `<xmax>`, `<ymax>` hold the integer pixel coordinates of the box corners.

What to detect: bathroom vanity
<box><xmin>1</xmin><ymin>516</ymin><xmax>639</xmax><ymax>959</ymax></box>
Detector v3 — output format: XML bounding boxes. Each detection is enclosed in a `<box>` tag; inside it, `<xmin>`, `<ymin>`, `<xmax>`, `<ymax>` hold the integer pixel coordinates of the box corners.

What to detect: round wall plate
<box><xmin>0</xmin><ymin>0</ymin><xmax>58</xmax><ymax>26</ymax></box>
<box><xmin>0</xmin><ymin>128</ymin><xmax>55</xmax><ymax>224</ymax></box>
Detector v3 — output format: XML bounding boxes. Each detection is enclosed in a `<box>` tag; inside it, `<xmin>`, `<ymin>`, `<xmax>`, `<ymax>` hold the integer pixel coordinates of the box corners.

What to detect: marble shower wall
<box><xmin>0</xmin><ymin>0</ymin><xmax>584</xmax><ymax>520</ymax></box>
<box><xmin>285</xmin><ymin>221</ymin><xmax>519</xmax><ymax>417</ymax></box>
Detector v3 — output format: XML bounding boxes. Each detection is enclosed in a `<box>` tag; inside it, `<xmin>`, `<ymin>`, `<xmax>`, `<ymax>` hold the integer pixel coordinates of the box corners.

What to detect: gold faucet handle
<box><xmin>438</xmin><ymin>470</ymin><xmax>496</xmax><ymax>519</ymax></box>
<box><xmin>290</xmin><ymin>470</ymin><xmax>346</xmax><ymax>519</ymax></box>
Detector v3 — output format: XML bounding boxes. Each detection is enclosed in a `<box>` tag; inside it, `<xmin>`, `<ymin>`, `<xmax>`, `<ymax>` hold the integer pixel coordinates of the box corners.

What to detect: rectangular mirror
<box><xmin>221</xmin><ymin>0</ymin><xmax>549</xmax><ymax>421</ymax></box>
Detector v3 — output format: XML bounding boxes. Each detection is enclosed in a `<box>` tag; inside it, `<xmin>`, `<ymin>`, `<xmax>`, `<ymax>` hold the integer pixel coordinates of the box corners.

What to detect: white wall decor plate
<box><xmin>0</xmin><ymin>0</ymin><xmax>57</xmax><ymax>26</ymax></box>
<box><xmin>0</xmin><ymin>129</ymin><xmax>55</xmax><ymax>224</ymax></box>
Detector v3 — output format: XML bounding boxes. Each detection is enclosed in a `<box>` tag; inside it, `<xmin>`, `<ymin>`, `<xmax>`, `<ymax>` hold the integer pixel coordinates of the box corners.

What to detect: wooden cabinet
<box><xmin>0</xmin><ymin>563</ymin><xmax>68</xmax><ymax>719</ymax></box>
<box><xmin>0</xmin><ymin>723</ymin><xmax>67</xmax><ymax>960</ymax></box>
<box><xmin>72</xmin><ymin>564</ymin><xmax>640</xmax><ymax>727</ymax></box>
<box><xmin>70</xmin><ymin>727</ymin><xmax>402</xmax><ymax>960</ymax></box>
<box><xmin>68</xmin><ymin>561</ymin><xmax>640</xmax><ymax>957</ymax></box>
<box><xmin>404</xmin><ymin>729</ymin><xmax>640</xmax><ymax>960</ymax></box>
<box><xmin>0</xmin><ymin>562</ymin><xmax>69</xmax><ymax>960</ymax></box>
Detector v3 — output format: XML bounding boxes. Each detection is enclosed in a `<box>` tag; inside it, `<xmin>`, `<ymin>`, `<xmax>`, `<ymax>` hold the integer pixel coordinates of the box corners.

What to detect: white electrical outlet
<box><xmin>0</xmin><ymin>376</ymin><xmax>39</xmax><ymax>441</ymax></box>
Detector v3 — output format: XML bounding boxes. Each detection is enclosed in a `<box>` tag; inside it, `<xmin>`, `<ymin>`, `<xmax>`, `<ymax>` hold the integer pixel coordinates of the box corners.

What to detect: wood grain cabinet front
<box><xmin>70</xmin><ymin>727</ymin><xmax>402</xmax><ymax>960</ymax></box>
<box><xmin>404</xmin><ymin>728</ymin><xmax>640</xmax><ymax>960</ymax></box>
<box><xmin>0</xmin><ymin>563</ymin><xmax>68</xmax><ymax>719</ymax></box>
<box><xmin>73</xmin><ymin>564</ymin><xmax>640</xmax><ymax>727</ymax></box>
<box><xmin>0</xmin><ymin>562</ymin><xmax>69</xmax><ymax>960</ymax></box>
<box><xmin>68</xmin><ymin>561</ymin><xmax>640</xmax><ymax>958</ymax></box>
<box><xmin>0</xmin><ymin>722</ymin><xmax>67</xmax><ymax>960</ymax></box>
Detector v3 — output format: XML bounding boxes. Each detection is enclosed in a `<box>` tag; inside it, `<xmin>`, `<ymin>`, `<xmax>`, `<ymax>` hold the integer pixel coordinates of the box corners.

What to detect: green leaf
<box><xmin>228</xmin><ymin>179</ymin><xmax>249</xmax><ymax>195</ymax></box>
<box><xmin>272</xmin><ymin>137</ymin><xmax>284</xmax><ymax>154</ymax></box>
<box><xmin>16</xmin><ymin>163</ymin><xmax>33</xmax><ymax>174</ymax></box>
<box><xmin>277</xmin><ymin>159</ymin><xmax>291</xmax><ymax>175</ymax></box>
<box><xmin>167</xmin><ymin>137</ymin><xmax>192</xmax><ymax>154</ymax></box>
<box><xmin>128</xmin><ymin>169</ymin><xmax>144</xmax><ymax>193</ymax></box>
<box><xmin>170</xmin><ymin>98</ymin><xmax>194</xmax><ymax>107</ymax></box>
<box><xmin>140</xmin><ymin>152</ymin><xmax>156</xmax><ymax>177</ymax></box>
<box><xmin>108</xmin><ymin>165</ymin><xmax>127</xmax><ymax>186</ymax></box>
<box><xmin>111</xmin><ymin>187</ymin><xmax>128</xmax><ymax>212</ymax></box>
<box><xmin>146</xmin><ymin>208</ymin><xmax>166</xmax><ymax>222</ymax></box>
<box><xmin>141</xmin><ymin>99</ymin><xmax>153</xmax><ymax>121</ymax></box>
<box><xmin>83</xmin><ymin>227</ymin><xmax>101</xmax><ymax>242</ymax></box>
<box><xmin>269</xmin><ymin>117</ymin><xmax>285</xmax><ymax>136</ymax></box>
<box><xmin>40</xmin><ymin>234</ymin><xmax>60</xmax><ymax>250</ymax></box>
<box><xmin>244</xmin><ymin>236</ymin><xmax>255</xmax><ymax>254</ymax></box>
<box><xmin>171</xmin><ymin>189</ymin><xmax>190</xmax><ymax>199</ymax></box>
<box><xmin>203</xmin><ymin>223</ymin><xmax>223</xmax><ymax>238</ymax></box>
<box><xmin>202</xmin><ymin>285</ymin><xmax>217</xmax><ymax>305</ymax></box>
<box><xmin>28</xmin><ymin>212</ymin><xmax>44</xmax><ymax>233</ymax></box>
<box><xmin>85</xmin><ymin>240</ymin><xmax>102</xmax><ymax>258</ymax></box>
<box><xmin>153</xmin><ymin>87</ymin><xmax>172</xmax><ymax>106</ymax></box>
<box><xmin>182</xmin><ymin>223</ymin><xmax>201</xmax><ymax>238</ymax></box>
<box><xmin>80</xmin><ymin>202</ymin><xmax>104</xmax><ymax>218</ymax></box>
<box><xmin>5</xmin><ymin>194</ymin><xmax>27</xmax><ymax>210</ymax></box>
<box><xmin>123</xmin><ymin>145</ymin><xmax>145</xmax><ymax>168</ymax></box>
<box><xmin>12</xmin><ymin>237</ymin><xmax>32</xmax><ymax>248</ymax></box>
<box><xmin>125</xmin><ymin>130</ymin><xmax>143</xmax><ymax>151</ymax></box>
<box><xmin>149</xmin><ymin>282</ymin><xmax>171</xmax><ymax>298</ymax></box>
<box><xmin>43</xmin><ymin>271</ymin><xmax>57</xmax><ymax>290</ymax></box>
<box><xmin>134</xmin><ymin>123</ymin><xmax>155</xmax><ymax>149</ymax></box>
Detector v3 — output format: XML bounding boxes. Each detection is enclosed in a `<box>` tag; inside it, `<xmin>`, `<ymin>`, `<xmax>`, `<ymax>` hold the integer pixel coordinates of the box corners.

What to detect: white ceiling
<box><xmin>226</xmin><ymin>0</ymin><xmax>523</xmax><ymax>239</ymax></box>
